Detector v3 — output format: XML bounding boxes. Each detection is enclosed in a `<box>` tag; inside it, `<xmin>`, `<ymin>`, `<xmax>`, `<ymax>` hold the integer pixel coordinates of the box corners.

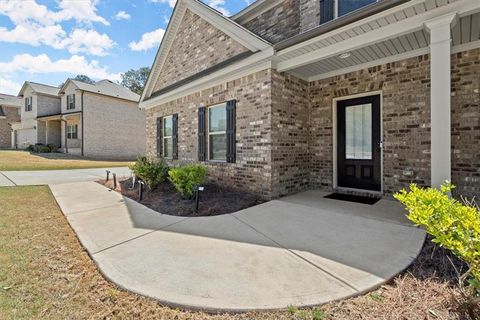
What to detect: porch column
<box><xmin>424</xmin><ymin>13</ymin><xmax>457</xmax><ymax>188</ymax></box>
<box><xmin>45</xmin><ymin>121</ymin><xmax>49</xmax><ymax>144</ymax></box>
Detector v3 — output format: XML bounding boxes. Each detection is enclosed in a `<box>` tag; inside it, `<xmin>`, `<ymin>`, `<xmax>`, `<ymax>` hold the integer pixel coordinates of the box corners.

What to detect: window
<box><xmin>320</xmin><ymin>0</ymin><xmax>377</xmax><ymax>25</ymax></box>
<box><xmin>208</xmin><ymin>103</ymin><xmax>227</xmax><ymax>161</ymax></box>
<box><xmin>25</xmin><ymin>97</ymin><xmax>32</xmax><ymax>112</ymax></box>
<box><xmin>67</xmin><ymin>94</ymin><xmax>75</xmax><ymax>110</ymax></box>
<box><xmin>67</xmin><ymin>124</ymin><xmax>78</xmax><ymax>139</ymax></box>
<box><xmin>0</xmin><ymin>106</ymin><xmax>5</xmax><ymax>117</ymax></box>
<box><xmin>163</xmin><ymin>116</ymin><xmax>173</xmax><ymax>159</ymax></box>
<box><xmin>345</xmin><ymin>104</ymin><xmax>372</xmax><ymax>160</ymax></box>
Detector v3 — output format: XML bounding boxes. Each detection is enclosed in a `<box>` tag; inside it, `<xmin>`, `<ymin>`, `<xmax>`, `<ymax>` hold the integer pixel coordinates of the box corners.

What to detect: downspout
<box><xmin>61</xmin><ymin>116</ymin><xmax>68</xmax><ymax>154</ymax></box>
<box><xmin>81</xmin><ymin>90</ymin><xmax>84</xmax><ymax>157</ymax></box>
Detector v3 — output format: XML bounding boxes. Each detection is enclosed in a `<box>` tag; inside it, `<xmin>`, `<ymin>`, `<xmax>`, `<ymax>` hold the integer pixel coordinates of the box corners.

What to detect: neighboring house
<box><xmin>52</xmin><ymin>79</ymin><xmax>146</xmax><ymax>159</ymax></box>
<box><xmin>13</xmin><ymin>82</ymin><xmax>62</xmax><ymax>149</ymax></box>
<box><xmin>140</xmin><ymin>0</ymin><xmax>480</xmax><ymax>199</ymax></box>
<box><xmin>0</xmin><ymin>93</ymin><xmax>22</xmax><ymax>149</ymax></box>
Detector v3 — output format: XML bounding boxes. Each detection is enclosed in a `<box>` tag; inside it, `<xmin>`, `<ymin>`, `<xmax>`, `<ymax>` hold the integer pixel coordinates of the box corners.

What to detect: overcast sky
<box><xmin>0</xmin><ymin>0</ymin><xmax>252</xmax><ymax>95</ymax></box>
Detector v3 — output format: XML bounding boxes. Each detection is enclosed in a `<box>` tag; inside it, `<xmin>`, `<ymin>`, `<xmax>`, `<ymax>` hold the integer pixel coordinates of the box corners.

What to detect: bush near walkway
<box><xmin>395</xmin><ymin>183</ymin><xmax>480</xmax><ymax>318</ymax></box>
<box><xmin>129</xmin><ymin>156</ymin><xmax>168</xmax><ymax>189</ymax></box>
<box><xmin>168</xmin><ymin>164</ymin><xmax>208</xmax><ymax>199</ymax></box>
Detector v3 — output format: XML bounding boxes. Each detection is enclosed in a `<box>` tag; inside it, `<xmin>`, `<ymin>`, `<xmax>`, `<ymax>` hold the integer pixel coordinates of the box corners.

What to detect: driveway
<box><xmin>50</xmin><ymin>181</ymin><xmax>425</xmax><ymax>312</ymax></box>
<box><xmin>0</xmin><ymin>167</ymin><xmax>131</xmax><ymax>186</ymax></box>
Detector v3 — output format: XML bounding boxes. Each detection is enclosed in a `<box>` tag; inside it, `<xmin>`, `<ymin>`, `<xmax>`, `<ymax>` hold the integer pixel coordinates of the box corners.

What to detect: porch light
<box><xmin>339</xmin><ymin>52</ymin><xmax>351</xmax><ymax>59</ymax></box>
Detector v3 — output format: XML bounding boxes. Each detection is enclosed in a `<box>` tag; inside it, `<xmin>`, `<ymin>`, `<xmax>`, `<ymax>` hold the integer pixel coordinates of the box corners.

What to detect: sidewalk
<box><xmin>50</xmin><ymin>181</ymin><xmax>425</xmax><ymax>311</ymax></box>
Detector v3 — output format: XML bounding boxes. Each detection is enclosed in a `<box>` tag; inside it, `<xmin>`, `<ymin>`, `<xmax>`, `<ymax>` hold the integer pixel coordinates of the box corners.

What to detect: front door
<box><xmin>337</xmin><ymin>95</ymin><xmax>381</xmax><ymax>191</ymax></box>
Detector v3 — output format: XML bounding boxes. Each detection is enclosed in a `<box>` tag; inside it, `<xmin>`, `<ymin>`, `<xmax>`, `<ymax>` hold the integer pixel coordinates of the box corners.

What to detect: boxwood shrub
<box><xmin>168</xmin><ymin>164</ymin><xmax>207</xmax><ymax>199</ymax></box>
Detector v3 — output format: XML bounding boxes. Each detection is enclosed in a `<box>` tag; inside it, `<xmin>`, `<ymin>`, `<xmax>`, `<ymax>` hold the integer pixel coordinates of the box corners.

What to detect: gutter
<box><xmin>274</xmin><ymin>0</ymin><xmax>411</xmax><ymax>51</ymax></box>
<box><xmin>81</xmin><ymin>90</ymin><xmax>84</xmax><ymax>157</ymax></box>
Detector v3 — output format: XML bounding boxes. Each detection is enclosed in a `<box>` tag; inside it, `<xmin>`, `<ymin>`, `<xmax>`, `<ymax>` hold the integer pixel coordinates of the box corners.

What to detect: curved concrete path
<box><xmin>50</xmin><ymin>182</ymin><xmax>425</xmax><ymax>312</ymax></box>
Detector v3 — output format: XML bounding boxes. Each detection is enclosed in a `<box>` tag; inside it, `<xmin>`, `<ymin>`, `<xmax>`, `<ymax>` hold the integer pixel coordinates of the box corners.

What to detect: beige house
<box><xmin>0</xmin><ymin>93</ymin><xmax>22</xmax><ymax>149</ymax></box>
<box><xmin>13</xmin><ymin>80</ymin><xmax>146</xmax><ymax>160</ymax></box>
<box><xmin>140</xmin><ymin>0</ymin><xmax>480</xmax><ymax>199</ymax></box>
<box><xmin>13</xmin><ymin>82</ymin><xmax>61</xmax><ymax>149</ymax></box>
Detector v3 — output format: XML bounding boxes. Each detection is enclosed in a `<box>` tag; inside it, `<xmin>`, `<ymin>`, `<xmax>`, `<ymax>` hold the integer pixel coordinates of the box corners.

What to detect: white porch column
<box><xmin>45</xmin><ymin>120</ymin><xmax>49</xmax><ymax>144</ymax></box>
<box><xmin>424</xmin><ymin>13</ymin><xmax>457</xmax><ymax>188</ymax></box>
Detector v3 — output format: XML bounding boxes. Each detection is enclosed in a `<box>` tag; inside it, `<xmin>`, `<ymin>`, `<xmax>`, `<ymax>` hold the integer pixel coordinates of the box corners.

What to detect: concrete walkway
<box><xmin>0</xmin><ymin>167</ymin><xmax>131</xmax><ymax>186</ymax></box>
<box><xmin>50</xmin><ymin>182</ymin><xmax>425</xmax><ymax>312</ymax></box>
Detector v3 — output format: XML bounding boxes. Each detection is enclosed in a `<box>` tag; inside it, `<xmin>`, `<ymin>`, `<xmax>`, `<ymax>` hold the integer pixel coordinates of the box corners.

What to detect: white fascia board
<box><xmin>277</xmin><ymin>0</ymin><xmax>480</xmax><ymax>72</ymax></box>
<box><xmin>140</xmin><ymin>48</ymin><xmax>274</xmax><ymax>109</ymax></box>
<box><xmin>232</xmin><ymin>0</ymin><xmax>284</xmax><ymax>24</ymax></box>
<box><xmin>189</xmin><ymin>0</ymin><xmax>271</xmax><ymax>51</ymax></box>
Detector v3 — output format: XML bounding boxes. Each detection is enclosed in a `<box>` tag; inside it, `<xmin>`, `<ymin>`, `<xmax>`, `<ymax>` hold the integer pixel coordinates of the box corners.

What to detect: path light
<box><xmin>112</xmin><ymin>173</ymin><xmax>117</xmax><ymax>190</ymax></box>
<box><xmin>195</xmin><ymin>186</ymin><xmax>205</xmax><ymax>213</ymax></box>
<box><xmin>106</xmin><ymin>170</ymin><xmax>110</xmax><ymax>181</ymax></box>
<box><xmin>139</xmin><ymin>181</ymin><xmax>145</xmax><ymax>201</ymax></box>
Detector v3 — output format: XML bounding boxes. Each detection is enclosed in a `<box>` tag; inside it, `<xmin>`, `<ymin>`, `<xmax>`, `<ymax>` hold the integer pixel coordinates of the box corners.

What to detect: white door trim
<box><xmin>332</xmin><ymin>90</ymin><xmax>384</xmax><ymax>194</ymax></box>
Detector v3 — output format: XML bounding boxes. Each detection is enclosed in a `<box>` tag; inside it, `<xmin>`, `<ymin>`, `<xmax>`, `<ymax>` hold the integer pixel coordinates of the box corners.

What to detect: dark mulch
<box><xmin>98</xmin><ymin>178</ymin><xmax>264</xmax><ymax>217</ymax></box>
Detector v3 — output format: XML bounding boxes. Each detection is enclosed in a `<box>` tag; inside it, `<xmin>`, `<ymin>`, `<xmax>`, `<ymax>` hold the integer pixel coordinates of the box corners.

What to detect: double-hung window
<box><xmin>67</xmin><ymin>124</ymin><xmax>78</xmax><ymax>139</ymax></box>
<box><xmin>25</xmin><ymin>97</ymin><xmax>32</xmax><ymax>112</ymax></box>
<box><xmin>163</xmin><ymin>116</ymin><xmax>173</xmax><ymax>159</ymax></box>
<box><xmin>208</xmin><ymin>103</ymin><xmax>227</xmax><ymax>161</ymax></box>
<box><xmin>67</xmin><ymin>94</ymin><xmax>75</xmax><ymax>110</ymax></box>
<box><xmin>320</xmin><ymin>0</ymin><xmax>377</xmax><ymax>24</ymax></box>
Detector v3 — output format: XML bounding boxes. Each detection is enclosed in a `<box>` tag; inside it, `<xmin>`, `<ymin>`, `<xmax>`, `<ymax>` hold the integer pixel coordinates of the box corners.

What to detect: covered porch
<box><xmin>37</xmin><ymin>112</ymin><xmax>83</xmax><ymax>155</ymax></box>
<box><xmin>274</xmin><ymin>0</ymin><xmax>480</xmax><ymax>197</ymax></box>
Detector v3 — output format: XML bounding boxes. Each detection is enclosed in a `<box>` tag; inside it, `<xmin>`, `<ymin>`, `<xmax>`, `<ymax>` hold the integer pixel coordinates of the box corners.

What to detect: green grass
<box><xmin>0</xmin><ymin>150</ymin><xmax>132</xmax><ymax>171</ymax></box>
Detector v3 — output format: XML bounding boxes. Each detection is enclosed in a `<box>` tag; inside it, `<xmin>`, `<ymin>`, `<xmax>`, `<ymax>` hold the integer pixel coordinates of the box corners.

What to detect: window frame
<box><xmin>162</xmin><ymin>115</ymin><xmax>173</xmax><ymax>159</ymax></box>
<box><xmin>322</xmin><ymin>0</ymin><xmax>379</xmax><ymax>23</ymax></box>
<box><xmin>207</xmin><ymin>103</ymin><xmax>228</xmax><ymax>162</ymax></box>
<box><xmin>67</xmin><ymin>124</ymin><xmax>78</xmax><ymax>139</ymax></box>
<box><xmin>25</xmin><ymin>97</ymin><xmax>32</xmax><ymax>112</ymax></box>
<box><xmin>66</xmin><ymin>94</ymin><xmax>75</xmax><ymax>110</ymax></box>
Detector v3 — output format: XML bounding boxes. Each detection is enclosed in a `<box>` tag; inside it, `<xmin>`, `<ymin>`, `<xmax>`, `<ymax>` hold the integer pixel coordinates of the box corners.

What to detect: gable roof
<box><xmin>0</xmin><ymin>93</ymin><xmax>22</xmax><ymax>108</ymax></box>
<box><xmin>141</xmin><ymin>0</ymin><xmax>272</xmax><ymax>102</ymax></box>
<box><xmin>18</xmin><ymin>81</ymin><xmax>60</xmax><ymax>97</ymax></box>
<box><xmin>60</xmin><ymin>79</ymin><xmax>140</xmax><ymax>102</ymax></box>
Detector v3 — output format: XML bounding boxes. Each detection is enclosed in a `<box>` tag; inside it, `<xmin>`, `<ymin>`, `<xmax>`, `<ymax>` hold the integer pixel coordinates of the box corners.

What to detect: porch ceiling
<box><xmin>276</xmin><ymin>0</ymin><xmax>480</xmax><ymax>81</ymax></box>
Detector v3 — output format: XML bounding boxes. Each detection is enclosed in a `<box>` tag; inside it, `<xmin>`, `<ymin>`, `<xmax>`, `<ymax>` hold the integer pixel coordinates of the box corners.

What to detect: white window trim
<box><xmin>67</xmin><ymin>94</ymin><xmax>75</xmax><ymax>110</ymax></box>
<box><xmin>67</xmin><ymin>124</ymin><xmax>78</xmax><ymax>139</ymax></box>
<box><xmin>162</xmin><ymin>115</ymin><xmax>173</xmax><ymax>159</ymax></box>
<box><xmin>207</xmin><ymin>103</ymin><xmax>227</xmax><ymax>162</ymax></box>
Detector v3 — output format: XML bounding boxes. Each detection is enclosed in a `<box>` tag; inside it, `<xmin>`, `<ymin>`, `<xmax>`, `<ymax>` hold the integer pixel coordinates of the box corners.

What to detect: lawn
<box><xmin>0</xmin><ymin>150</ymin><xmax>132</xmax><ymax>171</ymax></box>
<box><xmin>0</xmin><ymin>186</ymin><xmax>472</xmax><ymax>319</ymax></box>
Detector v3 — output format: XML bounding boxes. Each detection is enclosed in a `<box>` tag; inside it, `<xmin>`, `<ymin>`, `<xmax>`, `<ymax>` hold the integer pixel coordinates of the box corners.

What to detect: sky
<box><xmin>0</xmin><ymin>0</ymin><xmax>252</xmax><ymax>95</ymax></box>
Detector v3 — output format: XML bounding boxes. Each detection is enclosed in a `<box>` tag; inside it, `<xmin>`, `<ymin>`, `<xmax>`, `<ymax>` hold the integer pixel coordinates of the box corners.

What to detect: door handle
<box><xmin>377</xmin><ymin>140</ymin><xmax>383</xmax><ymax>151</ymax></box>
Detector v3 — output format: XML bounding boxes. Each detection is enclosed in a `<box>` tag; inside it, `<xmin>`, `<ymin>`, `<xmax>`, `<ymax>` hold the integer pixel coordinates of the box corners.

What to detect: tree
<box><xmin>59</xmin><ymin>74</ymin><xmax>95</xmax><ymax>87</ymax></box>
<box><xmin>120</xmin><ymin>67</ymin><xmax>150</xmax><ymax>95</ymax></box>
<box><xmin>73</xmin><ymin>74</ymin><xmax>95</xmax><ymax>84</ymax></box>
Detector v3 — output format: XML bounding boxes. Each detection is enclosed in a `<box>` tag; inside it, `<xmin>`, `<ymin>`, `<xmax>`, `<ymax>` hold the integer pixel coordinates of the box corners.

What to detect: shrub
<box><xmin>394</xmin><ymin>183</ymin><xmax>480</xmax><ymax>296</ymax></box>
<box><xmin>129</xmin><ymin>156</ymin><xmax>168</xmax><ymax>189</ymax></box>
<box><xmin>168</xmin><ymin>164</ymin><xmax>207</xmax><ymax>199</ymax></box>
<box><xmin>47</xmin><ymin>144</ymin><xmax>58</xmax><ymax>153</ymax></box>
<box><xmin>25</xmin><ymin>144</ymin><xmax>34</xmax><ymax>152</ymax></box>
<box><xmin>38</xmin><ymin>145</ymin><xmax>51</xmax><ymax>153</ymax></box>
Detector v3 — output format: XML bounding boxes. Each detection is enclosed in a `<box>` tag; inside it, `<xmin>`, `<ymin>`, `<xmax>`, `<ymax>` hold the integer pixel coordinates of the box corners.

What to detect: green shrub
<box><xmin>394</xmin><ymin>183</ymin><xmax>480</xmax><ymax>295</ymax></box>
<box><xmin>168</xmin><ymin>164</ymin><xmax>208</xmax><ymax>199</ymax></box>
<box><xmin>25</xmin><ymin>144</ymin><xmax>34</xmax><ymax>152</ymax></box>
<box><xmin>38</xmin><ymin>146</ymin><xmax>51</xmax><ymax>153</ymax></box>
<box><xmin>47</xmin><ymin>144</ymin><xmax>58</xmax><ymax>152</ymax></box>
<box><xmin>129</xmin><ymin>156</ymin><xmax>168</xmax><ymax>189</ymax></box>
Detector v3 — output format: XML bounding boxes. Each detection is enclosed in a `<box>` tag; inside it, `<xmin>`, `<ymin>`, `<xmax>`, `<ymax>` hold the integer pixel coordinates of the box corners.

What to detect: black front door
<box><xmin>337</xmin><ymin>95</ymin><xmax>381</xmax><ymax>191</ymax></box>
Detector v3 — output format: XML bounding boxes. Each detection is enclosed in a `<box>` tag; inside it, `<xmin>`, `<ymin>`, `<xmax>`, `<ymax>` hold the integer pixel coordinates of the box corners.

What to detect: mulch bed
<box><xmin>98</xmin><ymin>178</ymin><xmax>264</xmax><ymax>217</ymax></box>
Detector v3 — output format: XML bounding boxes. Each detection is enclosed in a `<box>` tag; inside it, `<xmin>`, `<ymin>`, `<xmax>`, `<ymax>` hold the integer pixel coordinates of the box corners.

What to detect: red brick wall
<box><xmin>451</xmin><ymin>48</ymin><xmax>480</xmax><ymax>199</ymax></box>
<box><xmin>153</xmin><ymin>10</ymin><xmax>248</xmax><ymax>92</ymax></box>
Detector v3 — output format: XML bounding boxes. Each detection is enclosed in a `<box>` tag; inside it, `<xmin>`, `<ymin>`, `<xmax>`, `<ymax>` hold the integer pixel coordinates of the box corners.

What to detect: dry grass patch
<box><xmin>0</xmin><ymin>186</ymin><xmax>476</xmax><ymax>319</ymax></box>
<box><xmin>0</xmin><ymin>150</ymin><xmax>132</xmax><ymax>171</ymax></box>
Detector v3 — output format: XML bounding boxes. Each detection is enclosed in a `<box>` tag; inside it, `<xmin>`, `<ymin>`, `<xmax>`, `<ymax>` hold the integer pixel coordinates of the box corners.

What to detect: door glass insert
<box><xmin>345</xmin><ymin>104</ymin><xmax>372</xmax><ymax>160</ymax></box>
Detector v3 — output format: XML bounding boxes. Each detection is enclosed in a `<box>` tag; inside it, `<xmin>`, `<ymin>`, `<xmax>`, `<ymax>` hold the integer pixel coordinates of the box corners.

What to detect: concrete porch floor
<box><xmin>50</xmin><ymin>182</ymin><xmax>425</xmax><ymax>312</ymax></box>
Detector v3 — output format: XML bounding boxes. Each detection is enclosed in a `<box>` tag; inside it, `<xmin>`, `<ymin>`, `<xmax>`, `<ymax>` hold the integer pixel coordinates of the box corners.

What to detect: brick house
<box><xmin>13</xmin><ymin>80</ymin><xmax>146</xmax><ymax>160</ymax></box>
<box><xmin>139</xmin><ymin>0</ymin><xmax>480</xmax><ymax>199</ymax></box>
<box><xmin>0</xmin><ymin>93</ymin><xmax>21</xmax><ymax>149</ymax></box>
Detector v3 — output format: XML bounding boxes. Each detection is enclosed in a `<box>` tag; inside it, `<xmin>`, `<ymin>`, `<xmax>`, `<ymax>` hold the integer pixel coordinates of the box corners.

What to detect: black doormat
<box><xmin>324</xmin><ymin>193</ymin><xmax>380</xmax><ymax>205</ymax></box>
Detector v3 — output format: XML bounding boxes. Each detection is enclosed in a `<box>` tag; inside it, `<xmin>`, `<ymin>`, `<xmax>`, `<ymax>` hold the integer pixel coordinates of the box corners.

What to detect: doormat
<box><xmin>324</xmin><ymin>193</ymin><xmax>380</xmax><ymax>205</ymax></box>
